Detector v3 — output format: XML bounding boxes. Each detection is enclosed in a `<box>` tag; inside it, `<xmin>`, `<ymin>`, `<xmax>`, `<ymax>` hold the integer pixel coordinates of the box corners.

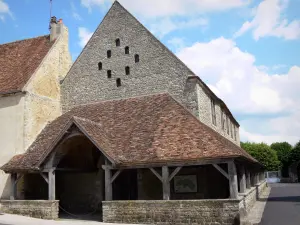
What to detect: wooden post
<box><xmin>228</xmin><ymin>161</ymin><xmax>238</xmax><ymax>199</ymax></box>
<box><xmin>239</xmin><ymin>165</ymin><xmax>246</xmax><ymax>193</ymax></box>
<box><xmin>246</xmin><ymin>170</ymin><xmax>251</xmax><ymax>189</ymax></box>
<box><xmin>104</xmin><ymin>167</ymin><xmax>112</xmax><ymax>201</ymax></box>
<box><xmin>10</xmin><ymin>173</ymin><xmax>17</xmax><ymax>200</ymax></box>
<box><xmin>48</xmin><ymin>168</ymin><xmax>56</xmax><ymax>200</ymax></box>
<box><xmin>162</xmin><ymin>166</ymin><xmax>170</xmax><ymax>200</ymax></box>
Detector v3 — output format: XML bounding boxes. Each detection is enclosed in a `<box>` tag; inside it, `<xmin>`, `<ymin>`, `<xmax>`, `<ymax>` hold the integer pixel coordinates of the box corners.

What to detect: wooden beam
<box><xmin>104</xmin><ymin>167</ymin><xmax>112</xmax><ymax>201</ymax></box>
<box><xmin>14</xmin><ymin>174</ymin><xmax>24</xmax><ymax>186</ymax></box>
<box><xmin>162</xmin><ymin>166</ymin><xmax>170</xmax><ymax>200</ymax></box>
<box><xmin>149</xmin><ymin>168</ymin><xmax>162</xmax><ymax>182</ymax></box>
<box><xmin>213</xmin><ymin>164</ymin><xmax>229</xmax><ymax>180</ymax></box>
<box><xmin>228</xmin><ymin>161</ymin><xmax>238</xmax><ymax>199</ymax></box>
<box><xmin>169</xmin><ymin>167</ymin><xmax>182</xmax><ymax>182</ymax></box>
<box><xmin>113</xmin><ymin>158</ymin><xmax>233</xmax><ymax>170</ymax></box>
<box><xmin>48</xmin><ymin>168</ymin><xmax>56</xmax><ymax>200</ymax></box>
<box><xmin>239</xmin><ymin>165</ymin><xmax>246</xmax><ymax>193</ymax></box>
<box><xmin>246</xmin><ymin>170</ymin><xmax>251</xmax><ymax>189</ymax></box>
<box><xmin>10</xmin><ymin>173</ymin><xmax>17</xmax><ymax>200</ymax></box>
<box><xmin>40</xmin><ymin>173</ymin><xmax>49</xmax><ymax>184</ymax></box>
<box><xmin>111</xmin><ymin>170</ymin><xmax>123</xmax><ymax>184</ymax></box>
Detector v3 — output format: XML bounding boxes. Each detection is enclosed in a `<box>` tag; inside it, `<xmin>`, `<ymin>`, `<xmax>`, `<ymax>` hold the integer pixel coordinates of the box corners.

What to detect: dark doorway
<box><xmin>113</xmin><ymin>169</ymin><xmax>138</xmax><ymax>200</ymax></box>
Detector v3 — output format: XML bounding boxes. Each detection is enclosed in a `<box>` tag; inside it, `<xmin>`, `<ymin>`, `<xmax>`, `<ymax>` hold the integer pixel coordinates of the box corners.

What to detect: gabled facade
<box><xmin>0</xmin><ymin>18</ymin><xmax>72</xmax><ymax>199</ymax></box>
<box><xmin>61</xmin><ymin>1</ymin><xmax>240</xmax><ymax>146</ymax></box>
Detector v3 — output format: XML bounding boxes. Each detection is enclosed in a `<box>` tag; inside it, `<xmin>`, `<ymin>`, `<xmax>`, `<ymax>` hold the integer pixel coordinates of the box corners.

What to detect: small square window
<box><xmin>125</xmin><ymin>46</ymin><xmax>129</xmax><ymax>54</ymax></box>
<box><xmin>107</xmin><ymin>70</ymin><xmax>112</xmax><ymax>78</ymax></box>
<box><xmin>135</xmin><ymin>54</ymin><xmax>139</xmax><ymax>63</ymax></box>
<box><xmin>116</xmin><ymin>78</ymin><xmax>121</xmax><ymax>87</ymax></box>
<box><xmin>107</xmin><ymin>50</ymin><xmax>111</xmax><ymax>58</ymax></box>
<box><xmin>125</xmin><ymin>66</ymin><xmax>130</xmax><ymax>75</ymax></box>
<box><xmin>116</xmin><ymin>39</ymin><xmax>120</xmax><ymax>47</ymax></box>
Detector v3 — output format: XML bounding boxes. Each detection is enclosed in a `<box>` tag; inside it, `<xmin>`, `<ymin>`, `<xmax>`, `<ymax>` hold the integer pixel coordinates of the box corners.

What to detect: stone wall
<box><xmin>103</xmin><ymin>199</ymin><xmax>241</xmax><ymax>225</ymax></box>
<box><xmin>0</xmin><ymin>200</ymin><xmax>59</xmax><ymax>220</ymax></box>
<box><xmin>61</xmin><ymin>2</ymin><xmax>240</xmax><ymax>146</ymax></box>
<box><xmin>239</xmin><ymin>181</ymin><xmax>267</xmax><ymax>213</ymax></box>
<box><xmin>23</xmin><ymin>24</ymin><xmax>72</xmax><ymax>150</ymax></box>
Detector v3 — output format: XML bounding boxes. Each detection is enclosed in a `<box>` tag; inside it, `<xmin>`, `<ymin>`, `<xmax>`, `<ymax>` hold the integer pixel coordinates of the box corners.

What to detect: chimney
<box><xmin>50</xmin><ymin>16</ymin><xmax>64</xmax><ymax>42</ymax></box>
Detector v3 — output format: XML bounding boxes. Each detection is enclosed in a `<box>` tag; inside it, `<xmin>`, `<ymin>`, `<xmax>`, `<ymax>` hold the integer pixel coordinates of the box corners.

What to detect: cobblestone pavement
<box><xmin>259</xmin><ymin>183</ymin><xmax>300</xmax><ymax>225</ymax></box>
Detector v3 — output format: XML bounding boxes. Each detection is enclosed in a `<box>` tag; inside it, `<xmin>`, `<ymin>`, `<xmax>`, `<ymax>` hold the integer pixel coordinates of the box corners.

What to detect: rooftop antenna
<box><xmin>49</xmin><ymin>0</ymin><xmax>53</xmax><ymax>30</ymax></box>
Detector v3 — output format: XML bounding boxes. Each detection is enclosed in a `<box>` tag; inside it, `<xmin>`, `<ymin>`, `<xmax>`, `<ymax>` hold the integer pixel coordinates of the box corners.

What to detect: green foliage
<box><xmin>241</xmin><ymin>142</ymin><xmax>281</xmax><ymax>171</ymax></box>
<box><xmin>271</xmin><ymin>142</ymin><xmax>292</xmax><ymax>164</ymax></box>
<box><xmin>271</xmin><ymin>142</ymin><xmax>292</xmax><ymax>177</ymax></box>
<box><xmin>288</xmin><ymin>141</ymin><xmax>300</xmax><ymax>164</ymax></box>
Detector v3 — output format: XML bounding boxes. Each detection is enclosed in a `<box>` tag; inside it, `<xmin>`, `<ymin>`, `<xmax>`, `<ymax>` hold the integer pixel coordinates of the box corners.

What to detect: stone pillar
<box><xmin>48</xmin><ymin>169</ymin><xmax>56</xmax><ymax>200</ymax></box>
<box><xmin>250</xmin><ymin>172</ymin><xmax>255</xmax><ymax>187</ymax></box>
<box><xmin>246</xmin><ymin>170</ymin><xmax>251</xmax><ymax>189</ymax></box>
<box><xmin>228</xmin><ymin>161</ymin><xmax>238</xmax><ymax>199</ymax></box>
<box><xmin>239</xmin><ymin>166</ymin><xmax>246</xmax><ymax>193</ymax></box>
<box><xmin>10</xmin><ymin>173</ymin><xmax>17</xmax><ymax>200</ymax></box>
<box><xmin>162</xmin><ymin>166</ymin><xmax>170</xmax><ymax>200</ymax></box>
<box><xmin>255</xmin><ymin>173</ymin><xmax>260</xmax><ymax>185</ymax></box>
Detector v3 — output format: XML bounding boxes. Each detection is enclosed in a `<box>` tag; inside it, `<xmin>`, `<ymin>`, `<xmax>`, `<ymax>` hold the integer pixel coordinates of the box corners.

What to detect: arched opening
<box><xmin>98</xmin><ymin>62</ymin><xmax>102</xmax><ymax>70</ymax></box>
<box><xmin>116</xmin><ymin>78</ymin><xmax>121</xmax><ymax>87</ymax></box>
<box><xmin>135</xmin><ymin>54</ymin><xmax>139</xmax><ymax>63</ymax></box>
<box><xmin>107</xmin><ymin>50</ymin><xmax>111</xmax><ymax>58</ymax></box>
<box><xmin>115</xmin><ymin>38</ymin><xmax>120</xmax><ymax>47</ymax></box>
<box><xmin>125</xmin><ymin>66</ymin><xmax>130</xmax><ymax>75</ymax></box>
<box><xmin>125</xmin><ymin>46</ymin><xmax>129</xmax><ymax>54</ymax></box>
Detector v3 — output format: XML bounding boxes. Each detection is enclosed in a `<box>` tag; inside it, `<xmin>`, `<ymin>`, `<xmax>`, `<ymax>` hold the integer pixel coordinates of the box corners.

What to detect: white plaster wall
<box><xmin>196</xmin><ymin>83</ymin><xmax>240</xmax><ymax>146</ymax></box>
<box><xmin>0</xmin><ymin>94</ymin><xmax>25</xmax><ymax>199</ymax></box>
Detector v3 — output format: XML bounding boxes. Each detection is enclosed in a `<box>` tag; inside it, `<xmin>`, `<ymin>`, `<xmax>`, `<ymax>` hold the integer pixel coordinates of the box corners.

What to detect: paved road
<box><xmin>260</xmin><ymin>183</ymin><xmax>300</xmax><ymax>225</ymax></box>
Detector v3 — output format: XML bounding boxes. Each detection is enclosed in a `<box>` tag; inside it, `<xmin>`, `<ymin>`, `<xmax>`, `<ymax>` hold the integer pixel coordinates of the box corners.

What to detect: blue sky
<box><xmin>0</xmin><ymin>0</ymin><xmax>299</xmax><ymax>145</ymax></box>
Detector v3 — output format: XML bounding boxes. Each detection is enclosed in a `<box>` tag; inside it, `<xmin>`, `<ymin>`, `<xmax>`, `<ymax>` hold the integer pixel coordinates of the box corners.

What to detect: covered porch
<box><xmin>1</xmin><ymin>94</ymin><xmax>266</xmax><ymax>223</ymax></box>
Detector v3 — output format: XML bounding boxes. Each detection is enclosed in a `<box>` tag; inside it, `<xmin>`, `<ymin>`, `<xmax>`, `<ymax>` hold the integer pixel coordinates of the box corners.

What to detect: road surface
<box><xmin>260</xmin><ymin>183</ymin><xmax>300</xmax><ymax>225</ymax></box>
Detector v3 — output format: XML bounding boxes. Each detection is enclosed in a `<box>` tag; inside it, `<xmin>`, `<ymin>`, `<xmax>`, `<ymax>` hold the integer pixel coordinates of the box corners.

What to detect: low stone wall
<box><xmin>239</xmin><ymin>181</ymin><xmax>268</xmax><ymax>213</ymax></box>
<box><xmin>103</xmin><ymin>199</ymin><xmax>241</xmax><ymax>225</ymax></box>
<box><xmin>0</xmin><ymin>200</ymin><xmax>59</xmax><ymax>220</ymax></box>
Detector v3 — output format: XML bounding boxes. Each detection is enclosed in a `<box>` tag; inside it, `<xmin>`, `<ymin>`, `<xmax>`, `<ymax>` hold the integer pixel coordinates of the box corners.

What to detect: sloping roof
<box><xmin>1</xmin><ymin>93</ymin><xmax>256</xmax><ymax>172</ymax></box>
<box><xmin>0</xmin><ymin>35</ymin><xmax>54</xmax><ymax>94</ymax></box>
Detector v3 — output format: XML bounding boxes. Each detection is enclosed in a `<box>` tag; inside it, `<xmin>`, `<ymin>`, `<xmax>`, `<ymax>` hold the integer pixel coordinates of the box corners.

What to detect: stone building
<box><xmin>0</xmin><ymin>2</ymin><xmax>266</xmax><ymax>224</ymax></box>
<box><xmin>0</xmin><ymin>17</ymin><xmax>72</xmax><ymax>199</ymax></box>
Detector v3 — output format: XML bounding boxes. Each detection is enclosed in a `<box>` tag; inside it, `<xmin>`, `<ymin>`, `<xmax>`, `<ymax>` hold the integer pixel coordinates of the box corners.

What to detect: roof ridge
<box><xmin>0</xmin><ymin>34</ymin><xmax>50</xmax><ymax>47</ymax></box>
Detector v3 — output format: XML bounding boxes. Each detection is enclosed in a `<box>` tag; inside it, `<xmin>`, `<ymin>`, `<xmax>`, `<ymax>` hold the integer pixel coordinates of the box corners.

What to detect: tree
<box><xmin>241</xmin><ymin>142</ymin><xmax>281</xmax><ymax>171</ymax></box>
<box><xmin>271</xmin><ymin>142</ymin><xmax>292</xmax><ymax>177</ymax></box>
<box><xmin>288</xmin><ymin>141</ymin><xmax>300</xmax><ymax>164</ymax></box>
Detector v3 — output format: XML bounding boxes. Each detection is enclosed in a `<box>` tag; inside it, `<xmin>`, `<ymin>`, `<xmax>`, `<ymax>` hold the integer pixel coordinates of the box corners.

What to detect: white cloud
<box><xmin>234</xmin><ymin>0</ymin><xmax>300</xmax><ymax>40</ymax></box>
<box><xmin>0</xmin><ymin>0</ymin><xmax>13</xmax><ymax>22</ymax></box>
<box><xmin>150</xmin><ymin>17</ymin><xmax>208</xmax><ymax>38</ymax></box>
<box><xmin>81</xmin><ymin>0</ymin><xmax>248</xmax><ymax>17</ymax></box>
<box><xmin>78</xmin><ymin>27</ymin><xmax>93</xmax><ymax>47</ymax></box>
<box><xmin>176</xmin><ymin>37</ymin><xmax>300</xmax><ymax>144</ymax></box>
<box><xmin>168</xmin><ymin>37</ymin><xmax>186</xmax><ymax>51</ymax></box>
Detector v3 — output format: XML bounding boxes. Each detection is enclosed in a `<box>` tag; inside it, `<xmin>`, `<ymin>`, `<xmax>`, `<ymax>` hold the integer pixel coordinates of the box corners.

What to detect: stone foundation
<box><xmin>0</xmin><ymin>200</ymin><xmax>59</xmax><ymax>220</ymax></box>
<box><xmin>239</xmin><ymin>181</ymin><xmax>267</xmax><ymax>213</ymax></box>
<box><xmin>103</xmin><ymin>199</ymin><xmax>241</xmax><ymax>225</ymax></box>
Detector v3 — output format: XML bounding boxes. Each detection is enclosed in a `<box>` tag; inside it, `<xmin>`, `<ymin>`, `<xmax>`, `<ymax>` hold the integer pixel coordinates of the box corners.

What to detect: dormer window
<box><xmin>116</xmin><ymin>78</ymin><xmax>121</xmax><ymax>87</ymax></box>
<box><xmin>107</xmin><ymin>50</ymin><xmax>111</xmax><ymax>58</ymax></box>
<box><xmin>125</xmin><ymin>66</ymin><xmax>130</xmax><ymax>75</ymax></box>
<box><xmin>107</xmin><ymin>70</ymin><xmax>112</xmax><ymax>78</ymax></box>
<box><xmin>125</xmin><ymin>46</ymin><xmax>129</xmax><ymax>54</ymax></box>
<box><xmin>135</xmin><ymin>54</ymin><xmax>139</xmax><ymax>63</ymax></box>
<box><xmin>98</xmin><ymin>62</ymin><xmax>102</xmax><ymax>70</ymax></box>
<box><xmin>116</xmin><ymin>38</ymin><xmax>120</xmax><ymax>47</ymax></box>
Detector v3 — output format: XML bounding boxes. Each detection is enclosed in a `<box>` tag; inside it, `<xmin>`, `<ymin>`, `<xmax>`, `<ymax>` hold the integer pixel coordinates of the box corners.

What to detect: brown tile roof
<box><xmin>0</xmin><ymin>35</ymin><xmax>54</xmax><ymax>94</ymax></box>
<box><xmin>1</xmin><ymin>93</ymin><xmax>256</xmax><ymax>172</ymax></box>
